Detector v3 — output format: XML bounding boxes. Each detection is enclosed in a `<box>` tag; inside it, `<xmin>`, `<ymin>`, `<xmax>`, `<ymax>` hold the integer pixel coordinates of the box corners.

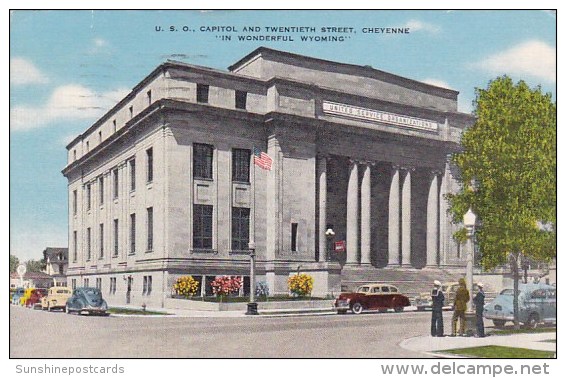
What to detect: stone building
<box><xmin>62</xmin><ymin>47</ymin><xmax>474</xmax><ymax>307</ymax></box>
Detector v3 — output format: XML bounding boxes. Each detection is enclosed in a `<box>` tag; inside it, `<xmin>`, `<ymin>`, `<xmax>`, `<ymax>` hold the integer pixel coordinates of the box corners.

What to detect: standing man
<box><xmin>431</xmin><ymin>280</ymin><xmax>444</xmax><ymax>337</ymax></box>
<box><xmin>474</xmin><ymin>282</ymin><xmax>486</xmax><ymax>337</ymax></box>
<box><xmin>451</xmin><ymin>278</ymin><xmax>470</xmax><ymax>336</ymax></box>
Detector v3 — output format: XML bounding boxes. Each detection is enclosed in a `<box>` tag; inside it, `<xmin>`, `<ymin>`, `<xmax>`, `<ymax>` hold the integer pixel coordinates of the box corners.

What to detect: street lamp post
<box><xmin>246</xmin><ymin>241</ymin><xmax>258</xmax><ymax>315</ymax></box>
<box><xmin>325</xmin><ymin>227</ymin><xmax>335</xmax><ymax>262</ymax></box>
<box><xmin>463</xmin><ymin>208</ymin><xmax>477</xmax><ymax>334</ymax></box>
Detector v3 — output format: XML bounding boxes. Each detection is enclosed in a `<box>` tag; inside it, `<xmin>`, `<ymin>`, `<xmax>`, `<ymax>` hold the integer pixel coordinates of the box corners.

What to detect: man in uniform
<box><xmin>473</xmin><ymin>282</ymin><xmax>486</xmax><ymax>337</ymax></box>
<box><xmin>451</xmin><ymin>278</ymin><xmax>470</xmax><ymax>336</ymax></box>
<box><xmin>431</xmin><ymin>280</ymin><xmax>444</xmax><ymax>337</ymax></box>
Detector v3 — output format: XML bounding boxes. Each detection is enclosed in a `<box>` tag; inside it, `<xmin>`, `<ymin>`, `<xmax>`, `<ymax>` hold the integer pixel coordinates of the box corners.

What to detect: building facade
<box><xmin>43</xmin><ymin>247</ymin><xmax>69</xmax><ymax>287</ymax></box>
<box><xmin>63</xmin><ymin>47</ymin><xmax>474</xmax><ymax>307</ymax></box>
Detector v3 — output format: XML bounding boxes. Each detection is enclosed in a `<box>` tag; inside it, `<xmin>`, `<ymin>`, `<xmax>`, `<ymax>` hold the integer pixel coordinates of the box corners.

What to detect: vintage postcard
<box><xmin>8</xmin><ymin>7</ymin><xmax>558</xmax><ymax>374</ymax></box>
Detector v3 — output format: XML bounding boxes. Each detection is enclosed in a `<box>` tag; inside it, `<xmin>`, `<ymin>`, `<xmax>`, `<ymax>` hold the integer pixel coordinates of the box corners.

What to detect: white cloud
<box><xmin>10</xmin><ymin>57</ymin><xmax>49</xmax><ymax>85</ymax></box>
<box><xmin>421</xmin><ymin>78</ymin><xmax>453</xmax><ymax>90</ymax></box>
<box><xmin>404</xmin><ymin>19</ymin><xmax>441</xmax><ymax>34</ymax></box>
<box><xmin>88</xmin><ymin>38</ymin><xmax>110</xmax><ymax>54</ymax></box>
<box><xmin>471</xmin><ymin>40</ymin><xmax>556</xmax><ymax>83</ymax></box>
<box><xmin>10</xmin><ymin>84</ymin><xmax>130</xmax><ymax>132</ymax></box>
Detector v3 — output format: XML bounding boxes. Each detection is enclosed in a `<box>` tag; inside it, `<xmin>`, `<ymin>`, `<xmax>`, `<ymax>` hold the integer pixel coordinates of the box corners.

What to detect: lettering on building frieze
<box><xmin>322</xmin><ymin>101</ymin><xmax>438</xmax><ymax>132</ymax></box>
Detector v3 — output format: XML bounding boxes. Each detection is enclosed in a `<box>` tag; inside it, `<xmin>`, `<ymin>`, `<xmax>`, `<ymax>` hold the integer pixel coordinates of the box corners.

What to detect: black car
<box><xmin>66</xmin><ymin>287</ymin><xmax>109</xmax><ymax>315</ymax></box>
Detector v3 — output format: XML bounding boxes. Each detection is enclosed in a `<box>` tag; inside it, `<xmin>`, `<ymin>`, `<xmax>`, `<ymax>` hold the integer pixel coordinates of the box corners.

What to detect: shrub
<box><xmin>255</xmin><ymin>281</ymin><xmax>270</xmax><ymax>298</ymax></box>
<box><xmin>173</xmin><ymin>276</ymin><xmax>200</xmax><ymax>298</ymax></box>
<box><xmin>210</xmin><ymin>276</ymin><xmax>242</xmax><ymax>297</ymax></box>
<box><xmin>288</xmin><ymin>273</ymin><xmax>314</xmax><ymax>297</ymax></box>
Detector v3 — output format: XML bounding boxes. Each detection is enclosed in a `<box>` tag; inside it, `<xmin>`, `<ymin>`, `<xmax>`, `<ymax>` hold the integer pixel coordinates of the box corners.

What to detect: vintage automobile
<box><xmin>41</xmin><ymin>286</ymin><xmax>73</xmax><ymax>311</ymax></box>
<box><xmin>11</xmin><ymin>287</ymin><xmax>25</xmax><ymax>305</ymax></box>
<box><xmin>414</xmin><ymin>282</ymin><xmax>479</xmax><ymax>311</ymax></box>
<box><xmin>65</xmin><ymin>287</ymin><xmax>109</xmax><ymax>316</ymax></box>
<box><xmin>19</xmin><ymin>288</ymin><xmax>35</xmax><ymax>306</ymax></box>
<box><xmin>334</xmin><ymin>284</ymin><xmax>411</xmax><ymax>314</ymax></box>
<box><xmin>484</xmin><ymin>283</ymin><xmax>556</xmax><ymax>329</ymax></box>
<box><xmin>25</xmin><ymin>288</ymin><xmax>48</xmax><ymax>309</ymax></box>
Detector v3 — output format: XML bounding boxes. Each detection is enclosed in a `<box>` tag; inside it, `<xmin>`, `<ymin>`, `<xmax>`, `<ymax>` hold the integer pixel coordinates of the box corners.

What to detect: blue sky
<box><xmin>9</xmin><ymin>10</ymin><xmax>556</xmax><ymax>262</ymax></box>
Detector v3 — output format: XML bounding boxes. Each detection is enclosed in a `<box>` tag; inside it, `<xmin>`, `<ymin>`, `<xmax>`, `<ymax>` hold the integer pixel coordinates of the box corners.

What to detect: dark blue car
<box><xmin>65</xmin><ymin>287</ymin><xmax>109</xmax><ymax>315</ymax></box>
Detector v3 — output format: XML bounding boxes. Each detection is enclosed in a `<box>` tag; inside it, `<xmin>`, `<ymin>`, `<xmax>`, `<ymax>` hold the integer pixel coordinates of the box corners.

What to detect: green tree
<box><xmin>25</xmin><ymin>259</ymin><xmax>46</xmax><ymax>273</ymax></box>
<box><xmin>10</xmin><ymin>255</ymin><xmax>20</xmax><ymax>274</ymax></box>
<box><xmin>447</xmin><ymin>76</ymin><xmax>556</xmax><ymax>329</ymax></box>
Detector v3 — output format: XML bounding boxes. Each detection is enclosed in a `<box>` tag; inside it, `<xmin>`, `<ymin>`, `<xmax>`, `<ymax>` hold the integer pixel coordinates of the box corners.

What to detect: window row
<box><xmin>194</xmin><ymin>144</ymin><xmax>251</xmax><ymax>182</ymax></box>
<box><xmin>196</xmin><ymin>84</ymin><xmax>248</xmax><ymax>111</ymax></box>
<box><xmin>73</xmin><ymin>148</ymin><xmax>153</xmax><ymax>214</ymax></box>
<box><xmin>69</xmin><ymin>275</ymin><xmax>152</xmax><ymax>297</ymax></box>
<box><xmin>193</xmin><ymin>205</ymin><xmax>250</xmax><ymax>251</ymax></box>
<box><xmin>72</xmin><ymin>207</ymin><xmax>154</xmax><ymax>262</ymax></box>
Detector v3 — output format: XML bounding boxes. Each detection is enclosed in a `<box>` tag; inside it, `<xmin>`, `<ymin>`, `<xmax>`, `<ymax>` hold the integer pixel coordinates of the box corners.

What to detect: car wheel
<box><xmin>493</xmin><ymin>320</ymin><xmax>506</xmax><ymax>329</ymax></box>
<box><xmin>527</xmin><ymin>313</ymin><xmax>540</xmax><ymax>329</ymax></box>
<box><xmin>394</xmin><ymin>307</ymin><xmax>404</xmax><ymax>313</ymax></box>
<box><xmin>351</xmin><ymin>302</ymin><xmax>363</xmax><ymax>315</ymax></box>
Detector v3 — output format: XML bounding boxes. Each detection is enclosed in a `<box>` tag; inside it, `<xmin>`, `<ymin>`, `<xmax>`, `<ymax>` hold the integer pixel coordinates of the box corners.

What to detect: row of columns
<box><xmin>318</xmin><ymin>156</ymin><xmax>443</xmax><ymax>267</ymax></box>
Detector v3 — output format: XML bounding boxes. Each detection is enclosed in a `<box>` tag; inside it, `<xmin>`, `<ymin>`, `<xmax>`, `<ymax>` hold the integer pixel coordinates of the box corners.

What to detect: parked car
<box><xmin>41</xmin><ymin>286</ymin><xmax>73</xmax><ymax>311</ymax></box>
<box><xmin>11</xmin><ymin>288</ymin><xmax>25</xmax><ymax>305</ymax></box>
<box><xmin>65</xmin><ymin>287</ymin><xmax>108</xmax><ymax>316</ymax></box>
<box><xmin>414</xmin><ymin>282</ymin><xmax>479</xmax><ymax>311</ymax></box>
<box><xmin>484</xmin><ymin>283</ymin><xmax>556</xmax><ymax>329</ymax></box>
<box><xmin>25</xmin><ymin>288</ymin><xmax>48</xmax><ymax>309</ymax></box>
<box><xmin>20</xmin><ymin>288</ymin><xmax>35</xmax><ymax>306</ymax></box>
<box><xmin>335</xmin><ymin>284</ymin><xmax>411</xmax><ymax>314</ymax></box>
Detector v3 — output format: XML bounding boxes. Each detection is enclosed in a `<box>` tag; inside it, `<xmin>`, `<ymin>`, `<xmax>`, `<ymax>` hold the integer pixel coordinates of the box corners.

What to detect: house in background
<box><xmin>43</xmin><ymin>247</ymin><xmax>69</xmax><ymax>287</ymax></box>
<box><xmin>10</xmin><ymin>271</ymin><xmax>53</xmax><ymax>289</ymax></box>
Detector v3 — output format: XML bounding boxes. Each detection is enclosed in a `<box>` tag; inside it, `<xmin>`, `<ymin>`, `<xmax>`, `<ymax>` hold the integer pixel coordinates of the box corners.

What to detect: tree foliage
<box><xmin>10</xmin><ymin>255</ymin><xmax>20</xmax><ymax>274</ymax></box>
<box><xmin>447</xmin><ymin>76</ymin><xmax>556</xmax><ymax>270</ymax></box>
<box><xmin>25</xmin><ymin>259</ymin><xmax>46</xmax><ymax>273</ymax></box>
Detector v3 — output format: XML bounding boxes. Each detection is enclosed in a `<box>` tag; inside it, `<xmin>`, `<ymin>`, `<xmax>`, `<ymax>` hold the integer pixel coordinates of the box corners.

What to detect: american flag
<box><xmin>253</xmin><ymin>146</ymin><xmax>273</xmax><ymax>171</ymax></box>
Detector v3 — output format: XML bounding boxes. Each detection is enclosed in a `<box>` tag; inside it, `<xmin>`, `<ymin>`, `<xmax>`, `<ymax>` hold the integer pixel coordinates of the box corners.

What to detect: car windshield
<box><xmin>500</xmin><ymin>289</ymin><xmax>521</xmax><ymax>296</ymax></box>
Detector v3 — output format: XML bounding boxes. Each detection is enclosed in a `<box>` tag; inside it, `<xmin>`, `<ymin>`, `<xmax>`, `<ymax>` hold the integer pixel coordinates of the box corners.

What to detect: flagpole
<box><xmin>246</xmin><ymin>147</ymin><xmax>258</xmax><ymax>315</ymax></box>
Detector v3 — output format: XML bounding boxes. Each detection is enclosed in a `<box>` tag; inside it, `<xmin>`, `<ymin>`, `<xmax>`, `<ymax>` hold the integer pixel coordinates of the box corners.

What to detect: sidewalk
<box><xmin>399</xmin><ymin>332</ymin><xmax>557</xmax><ymax>358</ymax></box>
<box><xmin>109</xmin><ymin>305</ymin><xmax>246</xmax><ymax>318</ymax></box>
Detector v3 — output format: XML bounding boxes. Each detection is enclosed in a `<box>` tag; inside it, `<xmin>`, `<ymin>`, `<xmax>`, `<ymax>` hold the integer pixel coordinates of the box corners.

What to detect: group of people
<box><xmin>430</xmin><ymin>278</ymin><xmax>485</xmax><ymax>338</ymax></box>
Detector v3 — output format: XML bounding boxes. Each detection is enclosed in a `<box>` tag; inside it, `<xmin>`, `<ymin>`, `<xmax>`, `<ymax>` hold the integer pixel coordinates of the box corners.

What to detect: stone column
<box><xmin>266</xmin><ymin>135</ymin><xmax>281</xmax><ymax>261</ymax></box>
<box><xmin>401</xmin><ymin>168</ymin><xmax>412</xmax><ymax>267</ymax></box>
<box><xmin>346</xmin><ymin>160</ymin><xmax>359</xmax><ymax>264</ymax></box>
<box><xmin>317</xmin><ymin>155</ymin><xmax>327</xmax><ymax>262</ymax></box>
<box><xmin>388</xmin><ymin>166</ymin><xmax>400</xmax><ymax>266</ymax></box>
<box><xmin>360</xmin><ymin>163</ymin><xmax>371</xmax><ymax>265</ymax></box>
<box><xmin>426</xmin><ymin>171</ymin><xmax>440</xmax><ymax>266</ymax></box>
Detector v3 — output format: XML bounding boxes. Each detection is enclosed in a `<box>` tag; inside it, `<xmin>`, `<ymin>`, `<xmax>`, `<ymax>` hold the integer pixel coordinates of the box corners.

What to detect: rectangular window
<box><xmin>86</xmin><ymin>227</ymin><xmax>92</xmax><ymax>260</ymax></box>
<box><xmin>59</xmin><ymin>264</ymin><xmax>64</xmax><ymax>275</ymax></box>
<box><xmin>73</xmin><ymin>150</ymin><xmax>77</xmax><ymax>161</ymax></box>
<box><xmin>146</xmin><ymin>148</ymin><xmax>153</xmax><ymax>183</ymax></box>
<box><xmin>147</xmin><ymin>276</ymin><xmax>152</xmax><ymax>295</ymax></box>
<box><xmin>193</xmin><ymin>204</ymin><xmax>213</xmax><ymax>249</ymax></box>
<box><xmin>231</xmin><ymin>207</ymin><xmax>250</xmax><ymax>251</ymax></box>
<box><xmin>113</xmin><ymin>119</ymin><xmax>117</xmax><ymax>133</ymax></box>
<box><xmin>96</xmin><ymin>278</ymin><xmax>102</xmax><ymax>290</ymax></box>
<box><xmin>143</xmin><ymin>276</ymin><xmax>147</xmax><ymax>295</ymax></box>
<box><xmin>193</xmin><ymin>143</ymin><xmax>213</xmax><ymax>179</ymax></box>
<box><xmin>130</xmin><ymin>213</ymin><xmax>136</xmax><ymax>254</ymax></box>
<box><xmin>73</xmin><ymin>231</ymin><xmax>77</xmax><ymax>262</ymax></box>
<box><xmin>232</xmin><ymin>148</ymin><xmax>250</xmax><ymax>183</ymax></box>
<box><xmin>129</xmin><ymin>159</ymin><xmax>136</xmax><ymax>191</ymax></box>
<box><xmin>129</xmin><ymin>105</ymin><xmax>133</xmax><ymax>119</ymax></box>
<box><xmin>72</xmin><ymin>190</ymin><xmax>77</xmax><ymax>215</ymax></box>
<box><xmin>99</xmin><ymin>223</ymin><xmax>104</xmax><ymax>259</ymax></box>
<box><xmin>113</xmin><ymin>168</ymin><xmax>119</xmax><ymax>199</ymax></box>
<box><xmin>113</xmin><ymin>219</ymin><xmax>119</xmax><ymax>257</ymax></box>
<box><xmin>99</xmin><ymin>176</ymin><xmax>104</xmax><ymax>205</ymax></box>
<box><xmin>86</xmin><ymin>183</ymin><xmax>91</xmax><ymax>210</ymax></box>
<box><xmin>86</xmin><ymin>141</ymin><xmax>90</xmax><ymax>152</ymax></box>
<box><xmin>196</xmin><ymin>84</ymin><xmax>209</xmax><ymax>103</ymax></box>
<box><xmin>109</xmin><ymin>277</ymin><xmax>116</xmax><ymax>295</ymax></box>
<box><xmin>147</xmin><ymin>90</ymin><xmax>152</xmax><ymax>105</ymax></box>
<box><xmin>147</xmin><ymin>207</ymin><xmax>154</xmax><ymax>251</ymax></box>
<box><xmin>235</xmin><ymin>90</ymin><xmax>247</xmax><ymax>110</ymax></box>
<box><xmin>98</xmin><ymin>131</ymin><xmax>102</xmax><ymax>143</ymax></box>
<box><xmin>84</xmin><ymin>278</ymin><xmax>89</xmax><ymax>287</ymax></box>
<box><xmin>71</xmin><ymin>279</ymin><xmax>76</xmax><ymax>290</ymax></box>
<box><xmin>291</xmin><ymin>223</ymin><xmax>298</xmax><ymax>252</ymax></box>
